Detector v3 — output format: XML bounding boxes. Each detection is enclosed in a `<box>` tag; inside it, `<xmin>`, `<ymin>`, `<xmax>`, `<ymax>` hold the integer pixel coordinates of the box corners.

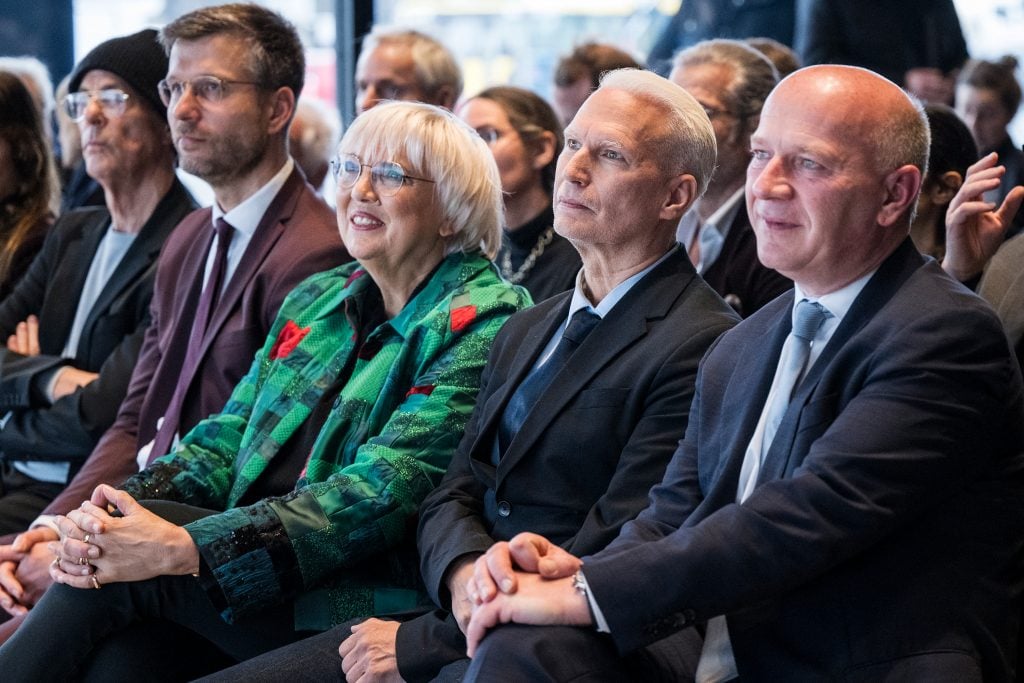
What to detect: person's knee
<box><xmin>468</xmin><ymin>624</ymin><xmax>625</xmax><ymax>682</ymax></box>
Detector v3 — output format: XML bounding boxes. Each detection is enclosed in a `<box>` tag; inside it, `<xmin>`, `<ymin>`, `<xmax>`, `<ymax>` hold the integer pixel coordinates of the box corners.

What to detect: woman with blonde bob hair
<box><xmin>0</xmin><ymin>101</ymin><xmax>529</xmax><ymax>680</ymax></box>
<box><xmin>341</xmin><ymin>99</ymin><xmax>504</xmax><ymax>268</ymax></box>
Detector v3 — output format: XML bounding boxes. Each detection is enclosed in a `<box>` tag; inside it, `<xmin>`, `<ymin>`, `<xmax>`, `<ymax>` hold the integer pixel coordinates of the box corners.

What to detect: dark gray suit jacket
<box><xmin>43</xmin><ymin>168</ymin><xmax>347</xmax><ymax>516</ymax></box>
<box><xmin>400</xmin><ymin>247</ymin><xmax>738</xmax><ymax>681</ymax></box>
<box><xmin>584</xmin><ymin>239</ymin><xmax>1024</xmax><ymax>681</ymax></box>
<box><xmin>0</xmin><ymin>180</ymin><xmax>195</xmax><ymax>467</ymax></box>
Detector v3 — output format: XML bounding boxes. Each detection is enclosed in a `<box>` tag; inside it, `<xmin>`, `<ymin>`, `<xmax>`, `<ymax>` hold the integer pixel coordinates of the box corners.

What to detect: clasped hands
<box><xmin>47</xmin><ymin>484</ymin><xmax>200</xmax><ymax>589</ymax></box>
<box><xmin>461</xmin><ymin>532</ymin><xmax>593</xmax><ymax>657</ymax></box>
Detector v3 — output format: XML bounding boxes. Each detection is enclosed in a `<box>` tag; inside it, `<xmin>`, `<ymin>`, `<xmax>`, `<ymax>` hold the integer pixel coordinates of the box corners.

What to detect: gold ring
<box><xmin>90</xmin><ymin>575</ymin><xmax>101</xmax><ymax>590</ymax></box>
<box><xmin>83</xmin><ymin>533</ymin><xmax>90</xmax><ymax>544</ymax></box>
<box><xmin>78</xmin><ymin>556</ymin><xmax>88</xmax><ymax>566</ymax></box>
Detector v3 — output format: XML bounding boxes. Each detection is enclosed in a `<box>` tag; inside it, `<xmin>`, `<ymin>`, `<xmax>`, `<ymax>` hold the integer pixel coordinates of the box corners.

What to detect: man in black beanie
<box><xmin>0</xmin><ymin>28</ymin><xmax>196</xmax><ymax>537</ymax></box>
<box><xmin>60</xmin><ymin>29</ymin><xmax>172</xmax><ymax>212</ymax></box>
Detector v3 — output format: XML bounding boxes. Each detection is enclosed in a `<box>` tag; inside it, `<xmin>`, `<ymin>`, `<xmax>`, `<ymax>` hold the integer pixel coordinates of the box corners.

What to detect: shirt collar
<box><xmin>212</xmin><ymin>158</ymin><xmax>294</xmax><ymax>238</ymax></box>
<box><xmin>676</xmin><ymin>186</ymin><xmax>745</xmax><ymax>248</ymax></box>
<box><xmin>566</xmin><ymin>245</ymin><xmax>677</xmax><ymax>320</ymax></box>
<box><xmin>792</xmin><ymin>268</ymin><xmax>875</xmax><ymax>323</ymax></box>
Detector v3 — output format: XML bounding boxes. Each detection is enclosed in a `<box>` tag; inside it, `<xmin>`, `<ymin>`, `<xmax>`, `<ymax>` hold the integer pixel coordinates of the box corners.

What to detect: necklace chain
<box><xmin>500</xmin><ymin>226</ymin><xmax>555</xmax><ymax>284</ymax></box>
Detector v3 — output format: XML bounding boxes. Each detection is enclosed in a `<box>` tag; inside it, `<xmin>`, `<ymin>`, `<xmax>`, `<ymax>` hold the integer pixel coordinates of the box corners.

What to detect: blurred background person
<box><xmin>54</xmin><ymin>75</ymin><xmax>104</xmax><ymax>213</ymax></box>
<box><xmin>746</xmin><ymin>36</ymin><xmax>801</xmax><ymax>80</ymax></box>
<box><xmin>647</xmin><ymin>0</ymin><xmax>796</xmax><ymax>76</ymax></box>
<box><xmin>956</xmin><ymin>57</ymin><xmax>1023</xmax><ymax>211</ymax></box>
<box><xmin>910</xmin><ymin>104</ymin><xmax>977</xmax><ymax>260</ymax></box>
<box><xmin>552</xmin><ymin>42</ymin><xmax>640</xmax><ymax>127</ymax></box>
<box><xmin>355</xmin><ymin>27</ymin><xmax>462</xmax><ymax>114</ymax></box>
<box><xmin>0</xmin><ymin>72</ymin><xmax>58</xmax><ymax>300</ymax></box>
<box><xmin>288</xmin><ymin>96</ymin><xmax>340</xmax><ymax>195</ymax></box>
<box><xmin>460</xmin><ymin>86</ymin><xmax>581</xmax><ymax>301</ymax></box>
<box><xmin>0</xmin><ymin>57</ymin><xmax>54</xmax><ymax>146</ymax></box>
<box><xmin>670</xmin><ymin>39</ymin><xmax>791</xmax><ymax>316</ymax></box>
<box><xmin>796</xmin><ymin>0</ymin><xmax>967</xmax><ymax>105</ymax></box>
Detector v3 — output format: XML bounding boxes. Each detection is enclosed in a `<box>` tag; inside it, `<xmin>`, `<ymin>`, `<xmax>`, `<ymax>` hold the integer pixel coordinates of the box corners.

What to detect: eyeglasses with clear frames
<box><xmin>63</xmin><ymin>89</ymin><xmax>130</xmax><ymax>122</ymax></box>
<box><xmin>157</xmin><ymin>76</ymin><xmax>263</xmax><ymax>107</ymax></box>
<box><xmin>330</xmin><ymin>154</ymin><xmax>435</xmax><ymax>197</ymax></box>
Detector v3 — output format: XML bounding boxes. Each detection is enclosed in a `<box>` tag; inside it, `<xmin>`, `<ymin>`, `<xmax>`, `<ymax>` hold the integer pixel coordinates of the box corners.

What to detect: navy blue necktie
<box><xmin>494</xmin><ymin>309</ymin><xmax>602</xmax><ymax>463</ymax></box>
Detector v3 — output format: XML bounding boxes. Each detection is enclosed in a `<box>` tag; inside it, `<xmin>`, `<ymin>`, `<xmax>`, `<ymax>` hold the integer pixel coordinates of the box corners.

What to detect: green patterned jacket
<box><xmin>122</xmin><ymin>252</ymin><xmax>530</xmax><ymax>630</ymax></box>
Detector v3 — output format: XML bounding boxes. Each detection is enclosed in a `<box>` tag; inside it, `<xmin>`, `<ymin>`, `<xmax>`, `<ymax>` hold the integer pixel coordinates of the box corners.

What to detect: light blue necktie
<box><xmin>760</xmin><ymin>299</ymin><xmax>832</xmax><ymax>458</ymax></box>
<box><xmin>737</xmin><ymin>299</ymin><xmax>832</xmax><ymax>503</ymax></box>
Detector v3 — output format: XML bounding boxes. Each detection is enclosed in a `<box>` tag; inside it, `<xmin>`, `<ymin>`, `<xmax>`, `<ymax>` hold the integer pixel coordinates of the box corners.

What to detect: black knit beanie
<box><xmin>67</xmin><ymin>28</ymin><xmax>168</xmax><ymax>119</ymax></box>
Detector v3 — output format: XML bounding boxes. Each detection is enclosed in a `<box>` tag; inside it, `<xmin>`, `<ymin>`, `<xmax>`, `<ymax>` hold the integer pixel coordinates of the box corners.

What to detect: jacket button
<box><xmin>497</xmin><ymin>500</ymin><xmax>511</xmax><ymax>517</ymax></box>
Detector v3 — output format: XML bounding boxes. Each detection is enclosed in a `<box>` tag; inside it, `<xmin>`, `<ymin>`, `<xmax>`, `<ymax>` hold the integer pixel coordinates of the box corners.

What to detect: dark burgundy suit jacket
<box><xmin>44</xmin><ymin>168</ymin><xmax>347</xmax><ymax>515</ymax></box>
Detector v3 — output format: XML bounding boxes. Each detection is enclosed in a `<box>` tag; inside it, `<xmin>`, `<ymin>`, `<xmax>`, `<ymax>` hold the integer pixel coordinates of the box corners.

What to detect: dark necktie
<box><xmin>494</xmin><ymin>309</ymin><xmax>602</xmax><ymax>463</ymax></box>
<box><xmin>148</xmin><ymin>218</ymin><xmax>234</xmax><ymax>463</ymax></box>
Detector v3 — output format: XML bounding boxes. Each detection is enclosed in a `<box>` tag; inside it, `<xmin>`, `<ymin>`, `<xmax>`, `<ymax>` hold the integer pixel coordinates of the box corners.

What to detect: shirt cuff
<box><xmin>36</xmin><ymin>366</ymin><xmax>63</xmax><ymax>405</ymax></box>
<box><xmin>578</xmin><ymin>570</ymin><xmax>610</xmax><ymax>633</ymax></box>
<box><xmin>29</xmin><ymin>515</ymin><xmax>60</xmax><ymax>534</ymax></box>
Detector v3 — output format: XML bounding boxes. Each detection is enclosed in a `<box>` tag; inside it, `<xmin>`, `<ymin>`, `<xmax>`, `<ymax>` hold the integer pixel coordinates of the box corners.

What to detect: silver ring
<box><xmin>51</xmin><ymin>557</ymin><xmax>59</xmax><ymax>570</ymax></box>
<box><xmin>83</xmin><ymin>533</ymin><xmax>90</xmax><ymax>544</ymax></box>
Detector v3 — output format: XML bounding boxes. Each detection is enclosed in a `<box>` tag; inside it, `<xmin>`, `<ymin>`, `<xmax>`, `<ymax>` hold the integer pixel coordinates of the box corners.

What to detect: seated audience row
<box><xmin>0</xmin><ymin>6</ymin><xmax>1020</xmax><ymax>682</ymax></box>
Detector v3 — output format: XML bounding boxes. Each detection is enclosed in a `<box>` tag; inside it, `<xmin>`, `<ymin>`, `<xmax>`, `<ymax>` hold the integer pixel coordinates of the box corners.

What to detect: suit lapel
<box><xmin>470</xmin><ymin>295</ymin><xmax>570</xmax><ymax>473</ymax></box>
<box><xmin>758</xmin><ymin>239</ymin><xmax>925</xmax><ymax>483</ymax></box>
<box><xmin>169</xmin><ymin>170</ymin><xmax>305</xmax><ymax>405</ymax></box>
<box><xmin>705</xmin><ymin>302</ymin><xmax>791</xmax><ymax>497</ymax></box>
<box><xmin>199</xmin><ymin>169</ymin><xmax>307</xmax><ymax>359</ymax></box>
<box><xmin>496</xmin><ymin>249</ymin><xmax>694</xmax><ymax>477</ymax></box>
<box><xmin>78</xmin><ymin>181</ymin><xmax>194</xmax><ymax>350</ymax></box>
<box><xmin>161</xmin><ymin>211</ymin><xmax>215</xmax><ymax>393</ymax></box>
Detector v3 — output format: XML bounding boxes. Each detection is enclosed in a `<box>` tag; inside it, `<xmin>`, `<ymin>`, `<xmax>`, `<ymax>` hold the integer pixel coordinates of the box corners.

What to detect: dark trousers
<box><xmin>0</xmin><ymin>500</ymin><xmax>314</xmax><ymax>682</ymax></box>
<box><xmin>197</xmin><ymin>609</ymin><xmax>472</xmax><ymax>683</ymax></box>
<box><xmin>0</xmin><ymin>461</ymin><xmax>64</xmax><ymax>536</ymax></box>
<box><xmin>204</xmin><ymin>611</ymin><xmax>702</xmax><ymax>683</ymax></box>
<box><xmin>464</xmin><ymin>623</ymin><xmax>703</xmax><ymax>683</ymax></box>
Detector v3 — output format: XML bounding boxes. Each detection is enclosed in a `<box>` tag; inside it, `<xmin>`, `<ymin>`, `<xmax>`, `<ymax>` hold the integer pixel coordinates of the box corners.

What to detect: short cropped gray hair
<box><xmin>359</xmin><ymin>28</ymin><xmax>463</xmax><ymax>104</ymax></box>
<box><xmin>598</xmin><ymin>68</ymin><xmax>717</xmax><ymax>195</ymax></box>
<box><xmin>672</xmin><ymin>39</ymin><xmax>778</xmax><ymax>122</ymax></box>
<box><xmin>339</xmin><ymin>101</ymin><xmax>502</xmax><ymax>258</ymax></box>
<box><xmin>871</xmin><ymin>90</ymin><xmax>930</xmax><ymax>177</ymax></box>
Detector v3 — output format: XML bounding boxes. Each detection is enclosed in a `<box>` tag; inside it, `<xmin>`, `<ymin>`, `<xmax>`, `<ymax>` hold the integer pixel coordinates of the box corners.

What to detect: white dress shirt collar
<box><xmin>211</xmin><ymin>157</ymin><xmax>294</xmax><ymax>238</ymax></box>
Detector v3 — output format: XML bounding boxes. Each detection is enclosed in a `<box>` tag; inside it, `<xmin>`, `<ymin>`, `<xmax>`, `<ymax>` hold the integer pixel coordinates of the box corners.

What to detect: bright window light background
<box><xmin>73</xmin><ymin>0</ymin><xmax>337</xmax><ymax>105</ymax></box>
<box><xmin>73</xmin><ymin>0</ymin><xmax>1024</xmax><ymax>143</ymax></box>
